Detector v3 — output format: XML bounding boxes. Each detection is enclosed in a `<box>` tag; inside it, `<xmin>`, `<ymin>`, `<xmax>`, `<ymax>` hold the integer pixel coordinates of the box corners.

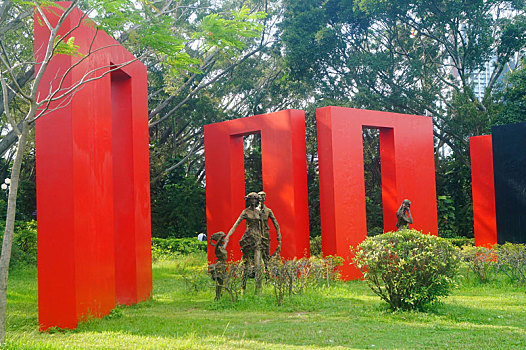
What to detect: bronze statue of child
<box><xmin>208</xmin><ymin>231</ymin><xmax>227</xmax><ymax>300</ymax></box>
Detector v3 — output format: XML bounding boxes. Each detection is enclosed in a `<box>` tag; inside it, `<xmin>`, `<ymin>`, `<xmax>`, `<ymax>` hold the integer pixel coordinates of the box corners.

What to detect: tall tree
<box><xmin>280</xmin><ymin>0</ymin><xmax>526</xmax><ymax>236</ymax></box>
<box><xmin>491</xmin><ymin>57</ymin><xmax>526</xmax><ymax>126</ymax></box>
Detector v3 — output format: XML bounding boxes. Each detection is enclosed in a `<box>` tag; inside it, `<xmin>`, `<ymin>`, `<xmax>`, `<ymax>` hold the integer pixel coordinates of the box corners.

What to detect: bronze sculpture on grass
<box><xmin>224</xmin><ymin>192</ymin><xmax>263</xmax><ymax>295</ymax></box>
<box><xmin>208</xmin><ymin>231</ymin><xmax>227</xmax><ymax>300</ymax></box>
<box><xmin>396</xmin><ymin>199</ymin><xmax>413</xmax><ymax>230</ymax></box>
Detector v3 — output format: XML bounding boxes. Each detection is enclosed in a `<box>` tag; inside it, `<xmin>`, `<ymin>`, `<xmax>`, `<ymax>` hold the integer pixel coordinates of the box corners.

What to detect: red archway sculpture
<box><xmin>204</xmin><ymin>110</ymin><xmax>310</xmax><ymax>262</ymax></box>
<box><xmin>470</xmin><ymin>135</ymin><xmax>497</xmax><ymax>247</ymax></box>
<box><xmin>35</xmin><ymin>4</ymin><xmax>151</xmax><ymax>330</ymax></box>
<box><xmin>316</xmin><ymin>107</ymin><xmax>438</xmax><ymax>280</ymax></box>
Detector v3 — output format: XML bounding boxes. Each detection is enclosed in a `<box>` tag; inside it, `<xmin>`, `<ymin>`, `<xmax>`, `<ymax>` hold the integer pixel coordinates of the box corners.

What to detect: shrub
<box><xmin>494</xmin><ymin>243</ymin><xmax>526</xmax><ymax>285</ymax></box>
<box><xmin>267</xmin><ymin>256</ymin><xmax>343</xmax><ymax>305</ymax></box>
<box><xmin>221</xmin><ymin>260</ymin><xmax>245</xmax><ymax>302</ymax></box>
<box><xmin>459</xmin><ymin>243</ymin><xmax>526</xmax><ymax>285</ymax></box>
<box><xmin>309</xmin><ymin>255</ymin><xmax>344</xmax><ymax>287</ymax></box>
<box><xmin>446</xmin><ymin>237</ymin><xmax>475</xmax><ymax>248</ymax></box>
<box><xmin>310</xmin><ymin>235</ymin><xmax>322</xmax><ymax>256</ymax></box>
<box><xmin>0</xmin><ymin>220</ymin><xmax>38</xmax><ymax>267</ymax></box>
<box><xmin>460</xmin><ymin>245</ymin><xmax>497</xmax><ymax>283</ymax></box>
<box><xmin>354</xmin><ymin>229</ymin><xmax>460</xmax><ymax>310</ymax></box>
<box><xmin>151</xmin><ymin>237</ymin><xmax>207</xmax><ymax>261</ymax></box>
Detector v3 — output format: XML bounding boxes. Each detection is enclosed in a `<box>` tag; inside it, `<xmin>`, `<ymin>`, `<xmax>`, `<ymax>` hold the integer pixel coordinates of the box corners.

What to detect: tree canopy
<box><xmin>1</xmin><ymin>0</ymin><xmax>526</xmax><ymax>240</ymax></box>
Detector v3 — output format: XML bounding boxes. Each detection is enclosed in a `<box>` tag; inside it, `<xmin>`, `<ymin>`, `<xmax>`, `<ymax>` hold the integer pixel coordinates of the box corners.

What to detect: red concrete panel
<box><xmin>204</xmin><ymin>110</ymin><xmax>310</xmax><ymax>262</ymax></box>
<box><xmin>35</xmin><ymin>2</ymin><xmax>151</xmax><ymax>330</ymax></box>
<box><xmin>129</xmin><ymin>62</ymin><xmax>152</xmax><ymax>303</ymax></box>
<box><xmin>470</xmin><ymin>135</ymin><xmax>497</xmax><ymax>247</ymax></box>
<box><xmin>317</xmin><ymin>107</ymin><xmax>438</xmax><ymax>280</ymax></box>
<box><xmin>112</xmin><ymin>72</ymin><xmax>137</xmax><ymax>305</ymax></box>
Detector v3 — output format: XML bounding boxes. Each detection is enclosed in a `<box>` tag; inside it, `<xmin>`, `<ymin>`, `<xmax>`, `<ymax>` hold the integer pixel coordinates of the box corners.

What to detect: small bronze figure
<box><xmin>396</xmin><ymin>199</ymin><xmax>413</xmax><ymax>230</ymax></box>
<box><xmin>224</xmin><ymin>192</ymin><xmax>263</xmax><ymax>294</ymax></box>
<box><xmin>257</xmin><ymin>191</ymin><xmax>281</xmax><ymax>267</ymax></box>
<box><xmin>208</xmin><ymin>231</ymin><xmax>227</xmax><ymax>300</ymax></box>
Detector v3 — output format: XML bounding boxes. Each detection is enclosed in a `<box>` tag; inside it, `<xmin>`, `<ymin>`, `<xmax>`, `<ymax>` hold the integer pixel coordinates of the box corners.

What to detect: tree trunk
<box><xmin>0</xmin><ymin>121</ymin><xmax>29</xmax><ymax>344</ymax></box>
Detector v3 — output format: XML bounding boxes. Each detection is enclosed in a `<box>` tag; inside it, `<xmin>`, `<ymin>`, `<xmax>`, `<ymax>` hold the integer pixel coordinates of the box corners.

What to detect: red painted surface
<box><xmin>35</xmin><ymin>3</ymin><xmax>151</xmax><ymax>331</ymax></box>
<box><xmin>204</xmin><ymin>110</ymin><xmax>310</xmax><ymax>262</ymax></box>
<box><xmin>470</xmin><ymin>135</ymin><xmax>497</xmax><ymax>247</ymax></box>
<box><xmin>317</xmin><ymin>107</ymin><xmax>438</xmax><ymax>280</ymax></box>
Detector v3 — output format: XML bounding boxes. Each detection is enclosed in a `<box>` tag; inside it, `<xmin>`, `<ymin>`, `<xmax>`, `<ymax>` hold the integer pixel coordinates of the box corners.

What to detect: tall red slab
<box><xmin>317</xmin><ymin>107</ymin><xmax>438</xmax><ymax>280</ymax></box>
<box><xmin>35</xmin><ymin>3</ymin><xmax>151</xmax><ymax>330</ymax></box>
<box><xmin>470</xmin><ymin>135</ymin><xmax>497</xmax><ymax>247</ymax></box>
<box><xmin>204</xmin><ymin>110</ymin><xmax>310</xmax><ymax>262</ymax></box>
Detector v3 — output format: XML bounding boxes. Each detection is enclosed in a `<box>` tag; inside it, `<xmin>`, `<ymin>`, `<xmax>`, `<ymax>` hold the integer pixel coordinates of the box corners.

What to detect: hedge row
<box><xmin>462</xmin><ymin>243</ymin><xmax>526</xmax><ymax>285</ymax></box>
<box><xmin>309</xmin><ymin>234</ymin><xmax>473</xmax><ymax>257</ymax></box>
<box><xmin>0</xmin><ymin>222</ymin><xmax>209</xmax><ymax>267</ymax></box>
<box><xmin>151</xmin><ymin>237</ymin><xmax>207</xmax><ymax>260</ymax></box>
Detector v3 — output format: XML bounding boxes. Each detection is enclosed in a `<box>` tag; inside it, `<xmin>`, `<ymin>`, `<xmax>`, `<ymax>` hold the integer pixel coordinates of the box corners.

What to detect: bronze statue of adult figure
<box><xmin>224</xmin><ymin>192</ymin><xmax>263</xmax><ymax>294</ymax></box>
<box><xmin>396</xmin><ymin>199</ymin><xmax>413</xmax><ymax>230</ymax></box>
<box><xmin>208</xmin><ymin>231</ymin><xmax>227</xmax><ymax>300</ymax></box>
<box><xmin>257</xmin><ymin>191</ymin><xmax>281</xmax><ymax>266</ymax></box>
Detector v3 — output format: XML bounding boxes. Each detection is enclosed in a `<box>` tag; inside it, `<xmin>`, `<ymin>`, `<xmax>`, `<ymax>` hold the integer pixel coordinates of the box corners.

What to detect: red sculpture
<box><xmin>470</xmin><ymin>135</ymin><xmax>497</xmax><ymax>247</ymax></box>
<box><xmin>316</xmin><ymin>107</ymin><xmax>438</xmax><ymax>280</ymax></box>
<box><xmin>35</xmin><ymin>4</ymin><xmax>152</xmax><ymax>330</ymax></box>
<box><xmin>204</xmin><ymin>110</ymin><xmax>310</xmax><ymax>262</ymax></box>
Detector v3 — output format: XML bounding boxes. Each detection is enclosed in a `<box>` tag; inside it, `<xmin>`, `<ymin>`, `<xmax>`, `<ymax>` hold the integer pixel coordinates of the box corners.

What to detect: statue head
<box><xmin>210</xmin><ymin>231</ymin><xmax>226</xmax><ymax>246</ymax></box>
<box><xmin>402</xmin><ymin>199</ymin><xmax>411</xmax><ymax>208</ymax></box>
<box><xmin>245</xmin><ymin>192</ymin><xmax>260</xmax><ymax>208</ymax></box>
<box><xmin>258</xmin><ymin>191</ymin><xmax>266</xmax><ymax>203</ymax></box>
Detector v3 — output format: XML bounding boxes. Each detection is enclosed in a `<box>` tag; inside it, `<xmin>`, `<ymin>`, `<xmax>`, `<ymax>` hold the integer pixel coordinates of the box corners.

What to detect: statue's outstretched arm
<box><xmin>269</xmin><ymin>210</ymin><xmax>281</xmax><ymax>243</ymax></box>
<box><xmin>269</xmin><ymin>210</ymin><xmax>282</xmax><ymax>256</ymax></box>
<box><xmin>224</xmin><ymin>214</ymin><xmax>243</xmax><ymax>247</ymax></box>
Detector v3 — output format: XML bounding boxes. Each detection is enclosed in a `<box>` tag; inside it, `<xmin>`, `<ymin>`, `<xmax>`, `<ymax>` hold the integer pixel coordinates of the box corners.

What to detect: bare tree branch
<box><xmin>0</xmin><ymin>72</ymin><xmax>20</xmax><ymax>136</ymax></box>
<box><xmin>149</xmin><ymin>42</ymin><xmax>270</xmax><ymax>128</ymax></box>
<box><xmin>33</xmin><ymin>58</ymin><xmax>137</xmax><ymax>122</ymax></box>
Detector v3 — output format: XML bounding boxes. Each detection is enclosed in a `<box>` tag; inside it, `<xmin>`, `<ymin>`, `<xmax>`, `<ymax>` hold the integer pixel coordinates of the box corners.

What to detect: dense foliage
<box><xmin>0</xmin><ymin>224</ymin><xmax>211</xmax><ymax>267</ymax></box>
<box><xmin>0</xmin><ymin>220</ymin><xmax>37</xmax><ymax>268</ymax></box>
<box><xmin>151</xmin><ymin>237</ymin><xmax>207</xmax><ymax>261</ymax></box>
<box><xmin>354</xmin><ymin>229</ymin><xmax>460</xmax><ymax>310</ymax></box>
<box><xmin>462</xmin><ymin>243</ymin><xmax>526</xmax><ymax>285</ymax></box>
<box><xmin>2</xmin><ymin>0</ymin><xmax>526</xmax><ymax>240</ymax></box>
<box><xmin>151</xmin><ymin>166</ymin><xmax>206</xmax><ymax>238</ymax></box>
<box><xmin>280</xmin><ymin>0</ymin><xmax>526</xmax><ymax>238</ymax></box>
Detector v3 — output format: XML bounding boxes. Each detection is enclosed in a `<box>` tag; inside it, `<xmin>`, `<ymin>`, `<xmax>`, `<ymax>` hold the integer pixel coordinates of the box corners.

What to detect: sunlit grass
<box><xmin>5</xmin><ymin>253</ymin><xmax>526</xmax><ymax>349</ymax></box>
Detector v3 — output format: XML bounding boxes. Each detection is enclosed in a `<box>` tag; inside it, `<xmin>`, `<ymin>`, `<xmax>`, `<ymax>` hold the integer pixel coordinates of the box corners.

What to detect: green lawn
<box><xmin>5</xmin><ymin>253</ymin><xmax>526</xmax><ymax>349</ymax></box>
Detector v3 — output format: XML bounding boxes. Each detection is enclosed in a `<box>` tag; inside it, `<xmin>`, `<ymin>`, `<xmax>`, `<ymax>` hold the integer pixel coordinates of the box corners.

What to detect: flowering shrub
<box><xmin>354</xmin><ymin>229</ymin><xmax>460</xmax><ymax>310</ymax></box>
<box><xmin>460</xmin><ymin>243</ymin><xmax>526</xmax><ymax>285</ymax></box>
<box><xmin>460</xmin><ymin>245</ymin><xmax>497</xmax><ymax>283</ymax></box>
<box><xmin>266</xmin><ymin>256</ymin><xmax>343</xmax><ymax>305</ymax></box>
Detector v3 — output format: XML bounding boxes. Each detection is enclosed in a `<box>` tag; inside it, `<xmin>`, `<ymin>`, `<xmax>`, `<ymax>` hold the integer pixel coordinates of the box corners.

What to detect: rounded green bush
<box><xmin>354</xmin><ymin>229</ymin><xmax>460</xmax><ymax>310</ymax></box>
